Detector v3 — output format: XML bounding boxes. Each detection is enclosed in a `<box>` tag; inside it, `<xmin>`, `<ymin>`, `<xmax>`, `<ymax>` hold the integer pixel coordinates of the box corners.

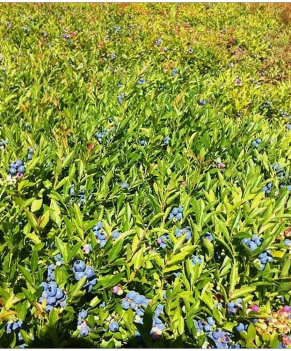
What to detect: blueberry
<box><xmin>249</xmin><ymin>242</ymin><xmax>257</xmax><ymax>251</ymax></box>
<box><xmin>9</xmin><ymin>167</ymin><xmax>17</xmax><ymax>175</ymax></box>
<box><xmin>236</xmin><ymin>323</ymin><xmax>245</xmax><ymax>332</ymax></box>
<box><xmin>172</xmin><ymin>208</ymin><xmax>178</xmax><ymax>215</ymax></box>
<box><xmin>176</xmin><ymin>213</ymin><xmax>182</xmax><ymax>220</ymax></box>
<box><xmin>121</xmin><ymin>300</ymin><xmax>130</xmax><ymax>310</ymax></box>
<box><xmin>48</xmin><ymin>264</ymin><xmax>55</xmax><ymax>271</ymax></box>
<box><xmin>75</xmin><ymin>272</ymin><xmax>85</xmax><ymax>281</ymax></box>
<box><xmin>89</xmin><ymin>278</ymin><xmax>97</xmax><ymax>286</ymax></box>
<box><xmin>121</xmin><ymin>182</ymin><xmax>129</xmax><ymax>189</ymax></box>
<box><xmin>14</xmin><ymin>160</ymin><xmax>23</xmax><ymax>167</ymax></box>
<box><xmin>99</xmin><ymin>240</ymin><xmax>107</xmax><ymax>248</ymax></box>
<box><xmin>130</xmin><ymin>302</ymin><xmax>137</xmax><ymax>310</ymax></box>
<box><xmin>73</xmin><ymin>260</ymin><xmax>86</xmax><ymax>272</ymax></box>
<box><xmin>40</xmin><ymin>282</ymin><xmax>48</xmax><ymax>290</ymax></box>
<box><xmin>84</xmin><ymin>267</ymin><xmax>95</xmax><ymax>278</ymax></box>
<box><xmin>284</xmin><ymin>239</ymin><xmax>291</xmax><ymax>246</ymax></box>
<box><xmin>97</xmin><ymin>232</ymin><xmax>106</xmax><ymax>240</ymax></box>
<box><xmin>109</xmin><ymin>321</ymin><xmax>119</xmax><ymax>332</ymax></box>
<box><xmin>17</xmin><ymin>166</ymin><xmax>25</xmax><ymax>174</ymax></box>
<box><xmin>55</xmin><ymin>288</ymin><xmax>64</xmax><ymax>300</ymax></box>
<box><xmin>45</xmin><ymin>304</ymin><xmax>53</xmax><ymax>312</ymax></box>
<box><xmin>27</xmin><ymin>153</ymin><xmax>32</xmax><ymax>160</ymax></box>
<box><xmin>47</xmin><ymin>296</ymin><xmax>56</xmax><ymax>305</ymax></box>
<box><xmin>42</xmin><ymin>290</ymin><xmax>49</xmax><ymax>298</ymax></box>
<box><xmin>204</xmin><ymin>323</ymin><xmax>212</xmax><ymax>332</ymax></box>
<box><xmin>126</xmin><ymin>291</ymin><xmax>136</xmax><ymax>300</ymax></box>
<box><xmin>79</xmin><ymin>309</ymin><xmax>87</xmax><ymax>318</ymax></box>
<box><xmin>134</xmin><ymin>295</ymin><xmax>144</xmax><ymax>304</ymax></box>
<box><xmin>47</xmin><ymin>284</ymin><xmax>57</xmax><ymax>297</ymax></box>
<box><xmin>80</xmin><ymin>326</ymin><xmax>90</xmax><ymax>337</ymax></box>
<box><xmin>207</xmin><ymin>317</ymin><xmax>215</xmax><ymax>326</ymax></box>
<box><xmin>112</xmin><ymin>231</ymin><xmax>120</xmax><ymax>239</ymax></box>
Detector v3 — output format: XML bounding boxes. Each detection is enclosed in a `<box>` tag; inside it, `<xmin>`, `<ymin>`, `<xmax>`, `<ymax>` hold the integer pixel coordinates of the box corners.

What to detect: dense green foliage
<box><xmin>1</xmin><ymin>3</ymin><xmax>291</xmax><ymax>348</ymax></box>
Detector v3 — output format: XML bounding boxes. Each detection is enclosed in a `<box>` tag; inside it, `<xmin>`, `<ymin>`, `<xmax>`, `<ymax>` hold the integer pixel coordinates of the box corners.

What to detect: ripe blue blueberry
<box><xmin>79</xmin><ymin>309</ymin><xmax>87</xmax><ymax>318</ymax></box>
<box><xmin>84</xmin><ymin>267</ymin><xmax>95</xmax><ymax>278</ymax></box>
<box><xmin>73</xmin><ymin>260</ymin><xmax>86</xmax><ymax>272</ymax></box>
<box><xmin>55</xmin><ymin>288</ymin><xmax>64</xmax><ymax>299</ymax></box>
<box><xmin>112</xmin><ymin>231</ymin><xmax>120</xmax><ymax>239</ymax></box>
<box><xmin>235</xmin><ymin>323</ymin><xmax>245</xmax><ymax>332</ymax></box>
<box><xmin>9</xmin><ymin>167</ymin><xmax>17</xmax><ymax>175</ymax></box>
<box><xmin>126</xmin><ymin>291</ymin><xmax>136</xmax><ymax>300</ymax></box>
<box><xmin>109</xmin><ymin>321</ymin><xmax>119</xmax><ymax>332</ymax></box>
<box><xmin>75</xmin><ymin>271</ymin><xmax>86</xmax><ymax>281</ymax></box>
<box><xmin>80</xmin><ymin>326</ymin><xmax>90</xmax><ymax>337</ymax></box>
<box><xmin>121</xmin><ymin>300</ymin><xmax>130</xmax><ymax>310</ymax></box>
<box><xmin>18</xmin><ymin>166</ymin><xmax>25</xmax><ymax>174</ymax></box>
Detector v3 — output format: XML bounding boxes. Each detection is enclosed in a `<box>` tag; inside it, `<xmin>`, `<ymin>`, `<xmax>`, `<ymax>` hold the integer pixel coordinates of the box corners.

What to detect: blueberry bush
<box><xmin>1</xmin><ymin>3</ymin><xmax>291</xmax><ymax>348</ymax></box>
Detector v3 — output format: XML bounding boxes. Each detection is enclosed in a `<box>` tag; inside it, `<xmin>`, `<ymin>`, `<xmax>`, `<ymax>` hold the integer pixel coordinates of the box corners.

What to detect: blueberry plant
<box><xmin>1</xmin><ymin>2</ymin><xmax>291</xmax><ymax>349</ymax></box>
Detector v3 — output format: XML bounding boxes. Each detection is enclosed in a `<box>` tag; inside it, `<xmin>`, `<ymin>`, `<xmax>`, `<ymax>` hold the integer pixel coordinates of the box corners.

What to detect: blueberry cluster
<box><xmin>39</xmin><ymin>282</ymin><xmax>67</xmax><ymax>311</ymax></box>
<box><xmin>163</xmin><ymin>136</ymin><xmax>171</xmax><ymax>145</ymax></box>
<box><xmin>194</xmin><ymin>317</ymin><xmax>215</xmax><ymax>333</ymax></box>
<box><xmin>168</xmin><ymin>206</ymin><xmax>183</xmax><ymax>221</ymax></box>
<box><xmin>0</xmin><ymin>139</ymin><xmax>9</xmax><ymax>147</ymax></box>
<box><xmin>257</xmin><ymin>251</ymin><xmax>273</xmax><ymax>270</ymax></box>
<box><xmin>194</xmin><ymin>315</ymin><xmax>240</xmax><ymax>348</ymax></box>
<box><xmin>6</xmin><ymin>320</ymin><xmax>24</xmax><ymax>345</ymax></box>
<box><xmin>241</xmin><ymin>234</ymin><xmax>262</xmax><ymax>251</ymax></box>
<box><xmin>137</xmin><ymin>78</ymin><xmax>146</xmax><ymax>85</ymax></box>
<box><xmin>252</xmin><ymin>138</ymin><xmax>262</xmax><ymax>148</ymax></box>
<box><xmin>121</xmin><ymin>291</ymin><xmax>149</xmax><ymax>314</ymax></box>
<box><xmin>157</xmin><ymin>235</ymin><xmax>169</xmax><ymax>249</ymax></box>
<box><xmin>27</xmin><ymin>147</ymin><xmax>35</xmax><ymax>160</ymax></box>
<box><xmin>72</xmin><ymin>260</ymin><xmax>97</xmax><ymax>292</ymax></box>
<box><xmin>8</xmin><ymin>160</ymin><xmax>25</xmax><ymax>177</ymax></box>
<box><xmin>150</xmin><ymin>304</ymin><xmax>166</xmax><ymax>337</ymax></box>
<box><xmin>273</xmin><ymin>164</ymin><xmax>285</xmax><ymax>180</ymax></box>
<box><xmin>209</xmin><ymin>330</ymin><xmax>232</xmax><ymax>348</ymax></box>
<box><xmin>227</xmin><ymin>299</ymin><xmax>243</xmax><ymax>315</ymax></box>
<box><xmin>262</xmin><ymin>183</ymin><xmax>272</xmax><ymax>195</ymax></box>
<box><xmin>93</xmin><ymin>221</ymin><xmax>107</xmax><ymax>247</ymax></box>
<box><xmin>175</xmin><ymin>227</ymin><xmax>191</xmax><ymax>240</ymax></box>
<box><xmin>77</xmin><ymin>310</ymin><xmax>90</xmax><ymax>337</ymax></box>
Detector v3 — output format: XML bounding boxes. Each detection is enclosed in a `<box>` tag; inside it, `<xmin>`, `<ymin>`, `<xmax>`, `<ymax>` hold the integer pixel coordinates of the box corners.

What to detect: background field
<box><xmin>1</xmin><ymin>3</ymin><xmax>291</xmax><ymax>348</ymax></box>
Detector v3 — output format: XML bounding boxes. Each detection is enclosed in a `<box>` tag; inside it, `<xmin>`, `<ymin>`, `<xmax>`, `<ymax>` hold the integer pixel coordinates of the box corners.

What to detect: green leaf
<box><xmin>31</xmin><ymin>249</ymin><xmax>38</xmax><ymax>274</ymax></box>
<box><xmin>69</xmin><ymin>277</ymin><xmax>87</xmax><ymax>300</ymax></box>
<box><xmin>49</xmin><ymin>308</ymin><xmax>59</xmax><ymax>327</ymax></box>
<box><xmin>98</xmin><ymin>273</ymin><xmax>123</xmax><ymax>290</ymax></box>
<box><xmin>18</xmin><ymin>265</ymin><xmax>34</xmax><ymax>285</ymax></box>
<box><xmin>31</xmin><ymin>199</ymin><xmax>42</xmax><ymax>212</ymax></box>
<box><xmin>108</xmin><ymin>240</ymin><xmax>123</xmax><ymax>263</ymax></box>
<box><xmin>231</xmin><ymin>286</ymin><xmax>256</xmax><ymax>300</ymax></box>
